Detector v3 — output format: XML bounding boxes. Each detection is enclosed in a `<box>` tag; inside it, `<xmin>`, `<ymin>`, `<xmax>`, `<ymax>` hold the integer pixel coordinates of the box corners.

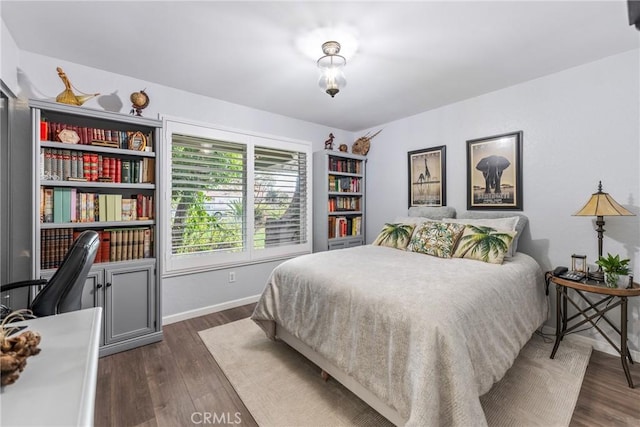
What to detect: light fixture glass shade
<box><xmin>574</xmin><ymin>182</ymin><xmax>634</xmax><ymax>217</ymax></box>
<box><xmin>317</xmin><ymin>41</ymin><xmax>346</xmax><ymax>98</ymax></box>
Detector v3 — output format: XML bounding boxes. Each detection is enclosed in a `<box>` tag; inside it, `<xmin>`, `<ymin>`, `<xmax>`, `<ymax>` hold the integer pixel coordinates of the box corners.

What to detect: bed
<box><xmin>251</xmin><ymin>212</ymin><xmax>548</xmax><ymax>426</ymax></box>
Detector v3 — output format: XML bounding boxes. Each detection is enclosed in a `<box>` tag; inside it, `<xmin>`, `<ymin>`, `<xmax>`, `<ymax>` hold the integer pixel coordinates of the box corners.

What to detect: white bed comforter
<box><xmin>251</xmin><ymin>245</ymin><xmax>548</xmax><ymax>426</ymax></box>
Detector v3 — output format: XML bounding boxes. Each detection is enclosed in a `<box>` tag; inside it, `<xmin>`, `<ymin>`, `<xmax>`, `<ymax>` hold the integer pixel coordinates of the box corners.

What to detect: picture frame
<box><xmin>571</xmin><ymin>254</ymin><xmax>587</xmax><ymax>273</ymax></box>
<box><xmin>127</xmin><ymin>131</ymin><xmax>147</xmax><ymax>151</ymax></box>
<box><xmin>466</xmin><ymin>131</ymin><xmax>523</xmax><ymax>210</ymax></box>
<box><xmin>408</xmin><ymin>145</ymin><xmax>446</xmax><ymax>207</ymax></box>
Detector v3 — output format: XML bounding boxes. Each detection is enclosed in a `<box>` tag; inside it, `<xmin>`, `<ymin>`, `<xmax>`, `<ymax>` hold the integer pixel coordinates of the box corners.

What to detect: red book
<box><xmin>49</xmin><ymin>122</ymin><xmax>57</xmax><ymax>141</ymax></box>
<box><xmin>104</xmin><ymin>157</ymin><xmax>116</xmax><ymax>182</ymax></box>
<box><xmin>83</xmin><ymin>153</ymin><xmax>91</xmax><ymax>180</ymax></box>
<box><xmin>137</xmin><ymin>194</ymin><xmax>143</xmax><ymax>218</ymax></box>
<box><xmin>115</xmin><ymin>158</ymin><xmax>122</xmax><ymax>183</ymax></box>
<box><xmin>102</xmin><ymin>156</ymin><xmax>110</xmax><ymax>179</ymax></box>
<box><xmin>90</xmin><ymin>154</ymin><xmax>99</xmax><ymax>181</ymax></box>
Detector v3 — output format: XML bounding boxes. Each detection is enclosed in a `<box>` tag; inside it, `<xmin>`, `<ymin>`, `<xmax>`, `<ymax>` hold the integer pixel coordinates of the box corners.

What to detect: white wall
<box><xmin>364</xmin><ymin>49</ymin><xmax>640</xmax><ymax>353</ymax></box>
<box><xmin>0</xmin><ymin>17</ymin><xmax>20</xmax><ymax>94</ymax></box>
<box><xmin>10</xmin><ymin>50</ymin><xmax>355</xmax><ymax>321</ymax></box>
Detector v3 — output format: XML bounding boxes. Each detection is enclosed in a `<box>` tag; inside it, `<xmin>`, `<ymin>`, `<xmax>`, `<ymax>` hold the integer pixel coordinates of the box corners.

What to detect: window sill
<box><xmin>161</xmin><ymin>251</ymin><xmax>310</xmax><ymax>279</ymax></box>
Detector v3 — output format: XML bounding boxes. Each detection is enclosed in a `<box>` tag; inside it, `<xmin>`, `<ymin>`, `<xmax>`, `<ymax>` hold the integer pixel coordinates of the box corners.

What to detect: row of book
<box><xmin>328</xmin><ymin>216</ymin><xmax>362</xmax><ymax>239</ymax></box>
<box><xmin>41</xmin><ymin>120</ymin><xmax>153</xmax><ymax>151</ymax></box>
<box><xmin>41</xmin><ymin>188</ymin><xmax>154</xmax><ymax>223</ymax></box>
<box><xmin>328</xmin><ymin>176</ymin><xmax>361</xmax><ymax>193</ymax></box>
<box><xmin>40</xmin><ymin>228</ymin><xmax>154</xmax><ymax>270</ymax></box>
<box><xmin>40</xmin><ymin>148</ymin><xmax>155</xmax><ymax>183</ymax></box>
<box><xmin>328</xmin><ymin>157</ymin><xmax>362</xmax><ymax>174</ymax></box>
<box><xmin>328</xmin><ymin>196</ymin><xmax>361</xmax><ymax>212</ymax></box>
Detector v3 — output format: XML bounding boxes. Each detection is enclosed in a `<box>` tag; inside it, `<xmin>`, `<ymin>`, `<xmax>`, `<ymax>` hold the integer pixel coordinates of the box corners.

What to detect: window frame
<box><xmin>161</xmin><ymin>117</ymin><xmax>313</xmax><ymax>276</ymax></box>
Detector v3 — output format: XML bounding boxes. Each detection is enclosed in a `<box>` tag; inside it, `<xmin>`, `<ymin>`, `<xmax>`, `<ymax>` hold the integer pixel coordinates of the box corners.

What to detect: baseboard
<box><xmin>540</xmin><ymin>324</ymin><xmax>640</xmax><ymax>361</ymax></box>
<box><xmin>99</xmin><ymin>331</ymin><xmax>163</xmax><ymax>357</ymax></box>
<box><xmin>162</xmin><ymin>294</ymin><xmax>261</xmax><ymax>325</ymax></box>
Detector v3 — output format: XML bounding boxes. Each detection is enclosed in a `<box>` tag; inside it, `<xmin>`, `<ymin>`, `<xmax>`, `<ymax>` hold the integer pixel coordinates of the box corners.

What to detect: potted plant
<box><xmin>595</xmin><ymin>253</ymin><xmax>630</xmax><ymax>288</ymax></box>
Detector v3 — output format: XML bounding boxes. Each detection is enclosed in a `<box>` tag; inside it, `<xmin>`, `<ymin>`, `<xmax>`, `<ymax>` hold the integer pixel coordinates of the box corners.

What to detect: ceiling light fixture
<box><xmin>317</xmin><ymin>41</ymin><xmax>346</xmax><ymax>98</ymax></box>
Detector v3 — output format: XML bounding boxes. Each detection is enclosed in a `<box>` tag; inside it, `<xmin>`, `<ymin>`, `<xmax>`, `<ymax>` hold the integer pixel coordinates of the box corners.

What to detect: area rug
<box><xmin>199</xmin><ymin>319</ymin><xmax>591</xmax><ymax>426</ymax></box>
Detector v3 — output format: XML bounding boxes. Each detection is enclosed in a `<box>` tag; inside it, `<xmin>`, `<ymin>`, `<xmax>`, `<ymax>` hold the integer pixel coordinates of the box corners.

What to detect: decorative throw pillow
<box><xmin>407</xmin><ymin>221</ymin><xmax>466</xmax><ymax>258</ymax></box>
<box><xmin>452</xmin><ymin>225</ymin><xmax>517</xmax><ymax>264</ymax></box>
<box><xmin>448</xmin><ymin>216</ymin><xmax>520</xmax><ymax>257</ymax></box>
<box><xmin>372</xmin><ymin>223</ymin><xmax>416</xmax><ymax>249</ymax></box>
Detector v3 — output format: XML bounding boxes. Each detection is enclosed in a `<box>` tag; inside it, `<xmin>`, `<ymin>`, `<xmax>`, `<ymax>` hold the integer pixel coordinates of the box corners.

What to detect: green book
<box><xmin>61</xmin><ymin>188</ymin><xmax>71</xmax><ymax>222</ymax></box>
<box><xmin>121</xmin><ymin>161</ymin><xmax>130</xmax><ymax>183</ymax></box>
<box><xmin>53</xmin><ymin>188</ymin><xmax>64</xmax><ymax>223</ymax></box>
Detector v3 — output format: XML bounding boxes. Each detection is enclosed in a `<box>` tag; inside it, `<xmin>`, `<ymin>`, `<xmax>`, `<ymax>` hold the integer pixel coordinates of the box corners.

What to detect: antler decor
<box><xmin>352</xmin><ymin>129</ymin><xmax>382</xmax><ymax>156</ymax></box>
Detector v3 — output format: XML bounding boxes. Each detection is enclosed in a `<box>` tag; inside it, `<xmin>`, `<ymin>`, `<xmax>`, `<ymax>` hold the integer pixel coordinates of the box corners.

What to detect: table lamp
<box><xmin>573</xmin><ymin>181</ymin><xmax>635</xmax><ymax>280</ymax></box>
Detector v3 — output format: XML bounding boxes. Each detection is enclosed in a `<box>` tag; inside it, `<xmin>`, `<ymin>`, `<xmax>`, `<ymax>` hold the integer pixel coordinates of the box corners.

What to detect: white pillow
<box><xmin>407</xmin><ymin>206</ymin><xmax>456</xmax><ymax>220</ymax></box>
<box><xmin>394</xmin><ymin>216</ymin><xmax>429</xmax><ymax>225</ymax></box>
<box><xmin>448</xmin><ymin>216</ymin><xmax>520</xmax><ymax>257</ymax></box>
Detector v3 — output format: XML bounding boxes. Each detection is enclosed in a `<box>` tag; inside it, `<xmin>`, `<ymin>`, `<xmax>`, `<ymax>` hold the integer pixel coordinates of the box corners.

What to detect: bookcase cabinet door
<box><xmin>81</xmin><ymin>269</ymin><xmax>104</xmax><ymax>310</ymax></box>
<box><xmin>327</xmin><ymin>237</ymin><xmax>364</xmax><ymax>251</ymax></box>
<box><xmin>38</xmin><ymin>267</ymin><xmax>102</xmax><ymax>311</ymax></box>
<box><xmin>103</xmin><ymin>262</ymin><xmax>156</xmax><ymax>346</ymax></box>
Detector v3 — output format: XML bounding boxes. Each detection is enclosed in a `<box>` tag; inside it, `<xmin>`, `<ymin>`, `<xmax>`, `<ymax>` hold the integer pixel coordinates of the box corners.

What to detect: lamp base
<box><xmin>588</xmin><ymin>270</ymin><xmax>604</xmax><ymax>282</ymax></box>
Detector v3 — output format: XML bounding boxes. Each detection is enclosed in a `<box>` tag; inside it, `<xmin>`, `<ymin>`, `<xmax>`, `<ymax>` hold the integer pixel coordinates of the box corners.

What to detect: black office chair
<box><xmin>0</xmin><ymin>230</ymin><xmax>99</xmax><ymax>318</ymax></box>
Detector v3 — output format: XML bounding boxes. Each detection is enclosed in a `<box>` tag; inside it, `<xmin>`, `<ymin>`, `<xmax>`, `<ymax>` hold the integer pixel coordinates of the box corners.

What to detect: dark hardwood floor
<box><xmin>95</xmin><ymin>304</ymin><xmax>640</xmax><ymax>426</ymax></box>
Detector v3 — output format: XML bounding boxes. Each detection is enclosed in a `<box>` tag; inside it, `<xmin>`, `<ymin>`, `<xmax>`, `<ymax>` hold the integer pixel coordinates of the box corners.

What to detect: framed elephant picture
<box><xmin>466</xmin><ymin>131</ymin><xmax>523</xmax><ymax>210</ymax></box>
<box><xmin>408</xmin><ymin>145</ymin><xmax>446</xmax><ymax>207</ymax></box>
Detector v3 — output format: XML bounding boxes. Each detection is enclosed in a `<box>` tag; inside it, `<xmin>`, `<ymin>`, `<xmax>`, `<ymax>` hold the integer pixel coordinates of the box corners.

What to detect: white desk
<box><xmin>1</xmin><ymin>308</ymin><xmax>102</xmax><ymax>426</ymax></box>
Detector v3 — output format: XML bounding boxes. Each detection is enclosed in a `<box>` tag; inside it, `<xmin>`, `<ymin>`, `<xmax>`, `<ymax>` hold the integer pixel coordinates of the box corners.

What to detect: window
<box><xmin>162</xmin><ymin>119</ymin><xmax>312</xmax><ymax>274</ymax></box>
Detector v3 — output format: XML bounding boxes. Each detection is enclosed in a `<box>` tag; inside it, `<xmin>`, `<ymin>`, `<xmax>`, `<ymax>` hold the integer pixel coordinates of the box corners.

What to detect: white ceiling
<box><xmin>1</xmin><ymin>1</ymin><xmax>638</xmax><ymax>131</ymax></box>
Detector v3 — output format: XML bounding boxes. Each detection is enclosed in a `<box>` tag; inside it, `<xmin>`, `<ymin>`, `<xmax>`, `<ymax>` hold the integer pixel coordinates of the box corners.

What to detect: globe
<box><xmin>130</xmin><ymin>90</ymin><xmax>149</xmax><ymax>116</ymax></box>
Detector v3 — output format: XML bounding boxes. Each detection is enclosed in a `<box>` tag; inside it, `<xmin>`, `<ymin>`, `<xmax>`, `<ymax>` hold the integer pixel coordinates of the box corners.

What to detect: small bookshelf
<box><xmin>313</xmin><ymin>150</ymin><xmax>367</xmax><ymax>252</ymax></box>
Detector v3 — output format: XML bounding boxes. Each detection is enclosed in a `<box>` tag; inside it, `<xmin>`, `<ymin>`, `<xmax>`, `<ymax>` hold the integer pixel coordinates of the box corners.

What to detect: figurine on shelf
<box><xmin>130</xmin><ymin>89</ymin><xmax>150</xmax><ymax>116</ymax></box>
<box><xmin>55</xmin><ymin>67</ymin><xmax>99</xmax><ymax>106</ymax></box>
<box><xmin>324</xmin><ymin>133</ymin><xmax>335</xmax><ymax>150</ymax></box>
<box><xmin>339</xmin><ymin>144</ymin><xmax>348</xmax><ymax>152</ymax></box>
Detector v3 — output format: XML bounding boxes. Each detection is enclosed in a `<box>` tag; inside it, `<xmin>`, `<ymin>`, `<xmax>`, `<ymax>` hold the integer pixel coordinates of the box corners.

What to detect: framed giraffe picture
<box><xmin>408</xmin><ymin>145</ymin><xmax>446</xmax><ymax>207</ymax></box>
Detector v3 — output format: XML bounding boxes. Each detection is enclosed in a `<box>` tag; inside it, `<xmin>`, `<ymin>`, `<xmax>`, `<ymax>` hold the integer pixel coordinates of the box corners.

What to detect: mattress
<box><xmin>252</xmin><ymin>245</ymin><xmax>548</xmax><ymax>426</ymax></box>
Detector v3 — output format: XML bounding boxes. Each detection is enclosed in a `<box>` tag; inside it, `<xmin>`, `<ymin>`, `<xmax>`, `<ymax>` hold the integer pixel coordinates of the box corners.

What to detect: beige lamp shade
<box><xmin>573</xmin><ymin>181</ymin><xmax>634</xmax><ymax>281</ymax></box>
<box><xmin>574</xmin><ymin>181</ymin><xmax>634</xmax><ymax>217</ymax></box>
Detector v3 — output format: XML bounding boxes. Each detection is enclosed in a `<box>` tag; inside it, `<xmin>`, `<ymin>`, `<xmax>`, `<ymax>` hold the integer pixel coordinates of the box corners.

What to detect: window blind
<box><xmin>171</xmin><ymin>134</ymin><xmax>246</xmax><ymax>255</ymax></box>
<box><xmin>254</xmin><ymin>146</ymin><xmax>308</xmax><ymax>249</ymax></box>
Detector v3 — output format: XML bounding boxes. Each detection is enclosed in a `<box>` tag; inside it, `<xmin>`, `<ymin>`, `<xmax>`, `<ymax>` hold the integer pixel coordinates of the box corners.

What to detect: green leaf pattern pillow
<box><xmin>452</xmin><ymin>225</ymin><xmax>516</xmax><ymax>264</ymax></box>
<box><xmin>372</xmin><ymin>223</ymin><xmax>416</xmax><ymax>249</ymax></box>
<box><xmin>407</xmin><ymin>221</ymin><xmax>466</xmax><ymax>258</ymax></box>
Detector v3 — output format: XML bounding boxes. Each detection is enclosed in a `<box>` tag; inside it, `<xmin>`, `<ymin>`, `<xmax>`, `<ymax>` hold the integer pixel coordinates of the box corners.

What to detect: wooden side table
<box><xmin>546</xmin><ymin>272</ymin><xmax>640</xmax><ymax>388</ymax></box>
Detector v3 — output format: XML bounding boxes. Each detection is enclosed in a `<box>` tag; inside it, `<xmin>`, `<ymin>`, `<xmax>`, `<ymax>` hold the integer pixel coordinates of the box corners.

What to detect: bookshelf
<box><xmin>313</xmin><ymin>150</ymin><xmax>366</xmax><ymax>252</ymax></box>
<box><xmin>30</xmin><ymin>99</ymin><xmax>162</xmax><ymax>356</ymax></box>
